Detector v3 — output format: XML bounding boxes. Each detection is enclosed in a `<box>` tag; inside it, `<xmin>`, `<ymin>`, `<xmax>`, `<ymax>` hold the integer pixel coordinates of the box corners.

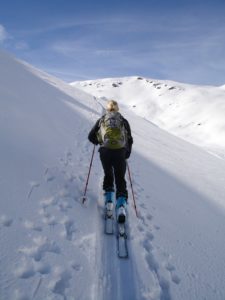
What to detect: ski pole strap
<box><xmin>127</xmin><ymin>162</ymin><xmax>138</xmax><ymax>218</ymax></box>
<box><xmin>82</xmin><ymin>145</ymin><xmax>96</xmax><ymax>203</ymax></box>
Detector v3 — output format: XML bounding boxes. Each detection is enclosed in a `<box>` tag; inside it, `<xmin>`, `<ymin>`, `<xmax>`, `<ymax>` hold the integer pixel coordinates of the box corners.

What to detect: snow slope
<box><xmin>1</xmin><ymin>50</ymin><xmax>225</xmax><ymax>300</ymax></box>
<box><xmin>71</xmin><ymin>77</ymin><xmax>225</xmax><ymax>159</ymax></box>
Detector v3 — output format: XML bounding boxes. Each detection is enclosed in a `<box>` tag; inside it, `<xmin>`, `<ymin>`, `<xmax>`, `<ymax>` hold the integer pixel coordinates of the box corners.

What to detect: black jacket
<box><xmin>88</xmin><ymin>114</ymin><xmax>133</xmax><ymax>158</ymax></box>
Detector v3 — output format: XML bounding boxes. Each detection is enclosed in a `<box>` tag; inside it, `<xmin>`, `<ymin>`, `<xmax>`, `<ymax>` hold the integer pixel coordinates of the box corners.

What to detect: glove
<box><xmin>125</xmin><ymin>149</ymin><xmax>131</xmax><ymax>159</ymax></box>
<box><xmin>91</xmin><ymin>136</ymin><xmax>99</xmax><ymax>145</ymax></box>
<box><xmin>125</xmin><ymin>143</ymin><xmax>132</xmax><ymax>159</ymax></box>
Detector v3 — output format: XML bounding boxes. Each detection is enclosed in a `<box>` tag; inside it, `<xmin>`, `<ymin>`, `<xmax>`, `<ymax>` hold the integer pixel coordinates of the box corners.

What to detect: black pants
<box><xmin>99</xmin><ymin>147</ymin><xmax>128</xmax><ymax>199</ymax></box>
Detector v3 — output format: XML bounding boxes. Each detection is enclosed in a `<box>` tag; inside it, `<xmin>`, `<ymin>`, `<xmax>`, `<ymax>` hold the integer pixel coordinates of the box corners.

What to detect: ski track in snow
<box><xmin>96</xmin><ymin>186</ymin><xmax>138</xmax><ymax>300</ymax></box>
<box><xmin>95</xmin><ymin>170</ymin><xmax>181</xmax><ymax>300</ymax></box>
<box><xmin>92</xmin><ymin>97</ymin><xmax>181</xmax><ymax>300</ymax></box>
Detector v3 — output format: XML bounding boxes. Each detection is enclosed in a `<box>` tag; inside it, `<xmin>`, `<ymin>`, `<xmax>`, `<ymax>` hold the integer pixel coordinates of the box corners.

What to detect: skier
<box><xmin>88</xmin><ymin>100</ymin><xmax>133</xmax><ymax>223</ymax></box>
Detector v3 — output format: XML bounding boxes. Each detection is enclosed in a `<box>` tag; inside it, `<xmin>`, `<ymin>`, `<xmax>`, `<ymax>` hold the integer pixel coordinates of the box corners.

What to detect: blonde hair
<box><xmin>106</xmin><ymin>100</ymin><xmax>119</xmax><ymax>112</ymax></box>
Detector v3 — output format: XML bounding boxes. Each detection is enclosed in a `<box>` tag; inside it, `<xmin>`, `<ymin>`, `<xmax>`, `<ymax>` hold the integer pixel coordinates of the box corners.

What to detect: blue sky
<box><xmin>0</xmin><ymin>0</ymin><xmax>225</xmax><ymax>85</ymax></box>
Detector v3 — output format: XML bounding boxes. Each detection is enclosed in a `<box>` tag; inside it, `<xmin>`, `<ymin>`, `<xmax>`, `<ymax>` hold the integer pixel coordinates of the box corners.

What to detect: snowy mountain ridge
<box><xmin>1</xmin><ymin>50</ymin><xmax>225</xmax><ymax>300</ymax></box>
<box><xmin>72</xmin><ymin>76</ymin><xmax>225</xmax><ymax>159</ymax></box>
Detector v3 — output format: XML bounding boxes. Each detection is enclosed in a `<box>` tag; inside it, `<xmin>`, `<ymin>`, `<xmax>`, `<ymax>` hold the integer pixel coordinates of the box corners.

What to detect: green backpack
<box><xmin>98</xmin><ymin>112</ymin><xmax>127</xmax><ymax>149</ymax></box>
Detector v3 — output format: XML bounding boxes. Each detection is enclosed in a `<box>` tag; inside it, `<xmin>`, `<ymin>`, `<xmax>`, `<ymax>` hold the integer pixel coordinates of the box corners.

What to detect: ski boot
<box><xmin>104</xmin><ymin>191</ymin><xmax>114</xmax><ymax>218</ymax></box>
<box><xmin>116</xmin><ymin>196</ymin><xmax>127</xmax><ymax>223</ymax></box>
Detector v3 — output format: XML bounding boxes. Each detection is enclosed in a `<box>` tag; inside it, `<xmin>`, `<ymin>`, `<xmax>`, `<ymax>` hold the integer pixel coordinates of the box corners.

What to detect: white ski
<box><xmin>105</xmin><ymin>214</ymin><xmax>114</xmax><ymax>234</ymax></box>
<box><xmin>117</xmin><ymin>222</ymin><xmax>128</xmax><ymax>258</ymax></box>
<box><xmin>104</xmin><ymin>202</ymin><xmax>114</xmax><ymax>234</ymax></box>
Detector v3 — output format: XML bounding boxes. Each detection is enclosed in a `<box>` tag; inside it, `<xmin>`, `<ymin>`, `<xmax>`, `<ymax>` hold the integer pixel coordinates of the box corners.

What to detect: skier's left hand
<box><xmin>90</xmin><ymin>136</ymin><xmax>99</xmax><ymax>145</ymax></box>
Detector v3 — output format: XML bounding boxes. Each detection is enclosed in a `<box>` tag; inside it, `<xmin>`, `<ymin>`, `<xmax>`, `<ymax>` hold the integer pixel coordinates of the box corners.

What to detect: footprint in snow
<box><xmin>0</xmin><ymin>215</ymin><xmax>13</xmax><ymax>227</ymax></box>
<box><xmin>58</xmin><ymin>188</ymin><xmax>71</xmax><ymax>198</ymax></box>
<box><xmin>46</xmin><ymin>174</ymin><xmax>56</xmax><ymax>182</ymax></box>
<box><xmin>23</xmin><ymin>220</ymin><xmax>42</xmax><ymax>232</ymax></box>
<box><xmin>60</xmin><ymin>150</ymin><xmax>73</xmax><ymax>167</ymax></box>
<box><xmin>143</xmin><ymin>237</ymin><xmax>173</xmax><ymax>298</ymax></box>
<box><xmin>14</xmin><ymin>257</ymin><xmax>51</xmax><ymax>279</ymax></box>
<box><xmin>136</xmin><ymin>185</ymin><xmax>145</xmax><ymax>194</ymax></box>
<box><xmin>137</xmin><ymin>224</ymin><xmax>145</xmax><ymax>233</ymax></box>
<box><xmin>40</xmin><ymin>196</ymin><xmax>57</xmax><ymax>209</ymax></box>
<box><xmin>38</xmin><ymin>206</ymin><xmax>57</xmax><ymax>226</ymax></box>
<box><xmin>60</xmin><ymin>217</ymin><xmax>76</xmax><ymax>241</ymax></box>
<box><xmin>146</xmin><ymin>214</ymin><xmax>153</xmax><ymax>221</ymax></box>
<box><xmin>18</xmin><ymin>236</ymin><xmax>60</xmax><ymax>262</ymax></box>
<box><xmin>49</xmin><ymin>267</ymin><xmax>72</xmax><ymax>299</ymax></box>
<box><xmin>57</xmin><ymin>200</ymin><xmax>72</xmax><ymax>212</ymax></box>
<box><xmin>34</xmin><ymin>261</ymin><xmax>51</xmax><ymax>275</ymax></box>
<box><xmin>138</xmin><ymin>214</ymin><xmax>149</xmax><ymax>227</ymax></box>
<box><xmin>166</xmin><ymin>263</ymin><xmax>181</xmax><ymax>285</ymax></box>
<box><xmin>14</xmin><ymin>258</ymin><xmax>35</xmax><ymax>279</ymax></box>
<box><xmin>146</xmin><ymin>232</ymin><xmax>154</xmax><ymax>241</ymax></box>
<box><xmin>140</xmin><ymin>202</ymin><xmax>147</xmax><ymax>210</ymax></box>
<box><xmin>154</xmin><ymin>225</ymin><xmax>161</xmax><ymax>230</ymax></box>
<box><xmin>43</xmin><ymin>214</ymin><xmax>57</xmax><ymax>226</ymax></box>
<box><xmin>70</xmin><ymin>261</ymin><xmax>83</xmax><ymax>272</ymax></box>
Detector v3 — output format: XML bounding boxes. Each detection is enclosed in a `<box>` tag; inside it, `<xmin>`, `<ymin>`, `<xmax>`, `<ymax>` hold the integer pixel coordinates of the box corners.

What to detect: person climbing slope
<box><xmin>88</xmin><ymin>100</ymin><xmax>133</xmax><ymax>223</ymax></box>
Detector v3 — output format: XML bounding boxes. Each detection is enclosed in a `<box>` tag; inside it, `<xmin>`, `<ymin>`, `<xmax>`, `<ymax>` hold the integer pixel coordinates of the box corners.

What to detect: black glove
<box><xmin>91</xmin><ymin>136</ymin><xmax>99</xmax><ymax>145</ymax></box>
<box><xmin>125</xmin><ymin>143</ymin><xmax>132</xmax><ymax>159</ymax></box>
<box><xmin>125</xmin><ymin>149</ymin><xmax>131</xmax><ymax>159</ymax></box>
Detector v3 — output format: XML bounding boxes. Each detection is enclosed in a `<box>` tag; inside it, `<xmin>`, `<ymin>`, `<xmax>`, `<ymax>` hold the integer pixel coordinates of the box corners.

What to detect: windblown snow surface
<box><xmin>1</xmin><ymin>50</ymin><xmax>225</xmax><ymax>300</ymax></box>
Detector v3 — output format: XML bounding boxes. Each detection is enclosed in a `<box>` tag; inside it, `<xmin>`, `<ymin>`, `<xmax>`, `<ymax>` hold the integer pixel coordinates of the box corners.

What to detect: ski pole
<box><xmin>127</xmin><ymin>162</ymin><xmax>138</xmax><ymax>218</ymax></box>
<box><xmin>82</xmin><ymin>145</ymin><xmax>96</xmax><ymax>203</ymax></box>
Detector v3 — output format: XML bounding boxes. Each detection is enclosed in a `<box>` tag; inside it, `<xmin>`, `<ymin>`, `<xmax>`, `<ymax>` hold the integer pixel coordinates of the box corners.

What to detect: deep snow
<box><xmin>1</xmin><ymin>50</ymin><xmax>225</xmax><ymax>300</ymax></box>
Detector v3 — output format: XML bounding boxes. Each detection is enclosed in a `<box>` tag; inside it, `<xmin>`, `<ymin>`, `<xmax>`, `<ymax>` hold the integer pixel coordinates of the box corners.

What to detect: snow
<box><xmin>71</xmin><ymin>77</ymin><xmax>225</xmax><ymax>159</ymax></box>
<box><xmin>1</xmin><ymin>49</ymin><xmax>225</xmax><ymax>300</ymax></box>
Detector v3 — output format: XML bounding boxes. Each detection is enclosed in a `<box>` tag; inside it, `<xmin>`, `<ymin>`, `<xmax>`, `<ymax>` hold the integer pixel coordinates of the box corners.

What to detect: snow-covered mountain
<box><xmin>1</xmin><ymin>49</ymin><xmax>225</xmax><ymax>300</ymax></box>
<box><xmin>72</xmin><ymin>77</ymin><xmax>225</xmax><ymax>159</ymax></box>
